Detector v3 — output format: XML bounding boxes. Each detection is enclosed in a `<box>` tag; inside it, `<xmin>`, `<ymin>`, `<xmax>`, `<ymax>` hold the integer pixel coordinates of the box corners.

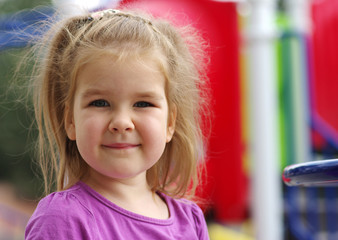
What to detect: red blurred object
<box><xmin>119</xmin><ymin>0</ymin><xmax>247</xmax><ymax>222</ymax></box>
<box><xmin>311</xmin><ymin>0</ymin><xmax>338</xmax><ymax>148</ymax></box>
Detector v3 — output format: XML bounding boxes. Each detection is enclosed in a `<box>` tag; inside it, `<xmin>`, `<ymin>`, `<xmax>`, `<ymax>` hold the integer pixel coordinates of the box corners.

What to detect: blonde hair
<box><xmin>30</xmin><ymin>8</ymin><xmax>210</xmax><ymax>199</ymax></box>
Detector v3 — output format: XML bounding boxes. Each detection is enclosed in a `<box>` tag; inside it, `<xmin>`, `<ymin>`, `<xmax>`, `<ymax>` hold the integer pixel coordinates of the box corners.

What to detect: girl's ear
<box><xmin>64</xmin><ymin>104</ymin><xmax>76</xmax><ymax>140</ymax></box>
<box><xmin>166</xmin><ymin>104</ymin><xmax>177</xmax><ymax>143</ymax></box>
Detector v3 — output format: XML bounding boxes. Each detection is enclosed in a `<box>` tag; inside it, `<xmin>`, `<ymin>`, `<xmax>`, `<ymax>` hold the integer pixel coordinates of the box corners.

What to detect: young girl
<box><xmin>25</xmin><ymin>8</ymin><xmax>210</xmax><ymax>240</ymax></box>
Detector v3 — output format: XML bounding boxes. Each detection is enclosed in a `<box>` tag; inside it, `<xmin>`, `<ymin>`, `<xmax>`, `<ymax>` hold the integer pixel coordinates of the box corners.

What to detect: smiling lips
<box><xmin>103</xmin><ymin>143</ymin><xmax>140</xmax><ymax>149</ymax></box>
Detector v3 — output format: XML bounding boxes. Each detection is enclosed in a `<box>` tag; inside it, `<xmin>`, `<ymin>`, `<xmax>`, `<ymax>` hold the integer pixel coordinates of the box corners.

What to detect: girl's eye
<box><xmin>89</xmin><ymin>100</ymin><xmax>109</xmax><ymax>107</ymax></box>
<box><xmin>134</xmin><ymin>101</ymin><xmax>153</xmax><ymax>108</ymax></box>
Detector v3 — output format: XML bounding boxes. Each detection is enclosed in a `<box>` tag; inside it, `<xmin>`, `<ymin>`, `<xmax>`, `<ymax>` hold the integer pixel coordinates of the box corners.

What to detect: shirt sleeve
<box><xmin>25</xmin><ymin>192</ymin><xmax>96</xmax><ymax>240</ymax></box>
<box><xmin>191</xmin><ymin>203</ymin><xmax>210</xmax><ymax>240</ymax></box>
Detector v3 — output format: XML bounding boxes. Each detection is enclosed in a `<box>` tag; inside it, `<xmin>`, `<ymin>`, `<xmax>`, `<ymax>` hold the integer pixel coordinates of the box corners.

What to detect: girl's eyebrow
<box><xmin>80</xmin><ymin>88</ymin><xmax>165</xmax><ymax>100</ymax></box>
<box><xmin>135</xmin><ymin>91</ymin><xmax>165</xmax><ymax>100</ymax></box>
<box><xmin>80</xmin><ymin>89</ymin><xmax>109</xmax><ymax>98</ymax></box>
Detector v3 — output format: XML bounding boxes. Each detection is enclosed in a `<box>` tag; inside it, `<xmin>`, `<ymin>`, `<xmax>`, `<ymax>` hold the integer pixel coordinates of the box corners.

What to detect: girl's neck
<box><xmin>83</xmin><ymin>170</ymin><xmax>150</xmax><ymax>201</ymax></box>
<box><xmin>83</xmin><ymin>170</ymin><xmax>169</xmax><ymax>219</ymax></box>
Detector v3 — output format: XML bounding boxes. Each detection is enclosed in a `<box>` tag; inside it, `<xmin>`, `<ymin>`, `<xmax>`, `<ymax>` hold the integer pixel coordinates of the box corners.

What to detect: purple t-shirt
<box><xmin>25</xmin><ymin>182</ymin><xmax>209</xmax><ymax>240</ymax></box>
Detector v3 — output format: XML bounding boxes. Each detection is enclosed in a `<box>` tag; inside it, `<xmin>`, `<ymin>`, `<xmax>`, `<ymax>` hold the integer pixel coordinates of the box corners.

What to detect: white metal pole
<box><xmin>285</xmin><ymin>0</ymin><xmax>312</xmax><ymax>34</ymax></box>
<box><xmin>285</xmin><ymin>0</ymin><xmax>312</xmax><ymax>165</ymax></box>
<box><xmin>245</xmin><ymin>0</ymin><xmax>283</xmax><ymax>239</ymax></box>
<box><xmin>52</xmin><ymin>0</ymin><xmax>121</xmax><ymax>16</ymax></box>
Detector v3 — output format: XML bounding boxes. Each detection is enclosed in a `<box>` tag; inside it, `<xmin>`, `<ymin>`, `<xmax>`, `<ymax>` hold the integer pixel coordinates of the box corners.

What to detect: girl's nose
<box><xmin>108</xmin><ymin>111</ymin><xmax>135</xmax><ymax>133</ymax></box>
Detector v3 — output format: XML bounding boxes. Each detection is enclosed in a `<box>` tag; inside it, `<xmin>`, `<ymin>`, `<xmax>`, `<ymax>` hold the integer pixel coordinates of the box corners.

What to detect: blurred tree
<box><xmin>0</xmin><ymin>0</ymin><xmax>50</xmax><ymax>14</ymax></box>
<box><xmin>0</xmin><ymin>0</ymin><xmax>51</xmax><ymax>199</ymax></box>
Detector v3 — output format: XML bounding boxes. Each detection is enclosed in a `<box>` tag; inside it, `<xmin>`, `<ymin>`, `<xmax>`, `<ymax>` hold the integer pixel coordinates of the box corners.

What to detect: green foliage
<box><xmin>0</xmin><ymin>0</ymin><xmax>50</xmax><ymax>14</ymax></box>
<box><xmin>0</xmin><ymin>0</ymin><xmax>51</xmax><ymax>199</ymax></box>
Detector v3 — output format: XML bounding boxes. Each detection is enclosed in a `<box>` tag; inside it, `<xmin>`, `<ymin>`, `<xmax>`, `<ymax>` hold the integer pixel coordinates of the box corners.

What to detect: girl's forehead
<box><xmin>76</xmin><ymin>55</ymin><xmax>165</xmax><ymax>86</ymax></box>
<box><xmin>75</xmin><ymin>49</ymin><xmax>168</xmax><ymax>78</ymax></box>
<box><xmin>76</xmin><ymin>43</ymin><xmax>166</xmax><ymax>65</ymax></box>
<box><xmin>79</xmin><ymin>54</ymin><xmax>161</xmax><ymax>74</ymax></box>
<box><xmin>73</xmin><ymin>54</ymin><xmax>171</xmax><ymax>101</ymax></box>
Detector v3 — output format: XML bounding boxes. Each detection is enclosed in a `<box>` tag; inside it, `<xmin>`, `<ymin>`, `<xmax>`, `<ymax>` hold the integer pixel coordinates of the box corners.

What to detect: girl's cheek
<box><xmin>80</xmin><ymin>115</ymin><xmax>106</xmax><ymax>133</ymax></box>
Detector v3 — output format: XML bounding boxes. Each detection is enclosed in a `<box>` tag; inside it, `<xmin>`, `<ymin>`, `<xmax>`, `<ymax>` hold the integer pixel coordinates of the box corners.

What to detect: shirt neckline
<box><xmin>76</xmin><ymin>181</ymin><xmax>175</xmax><ymax>226</ymax></box>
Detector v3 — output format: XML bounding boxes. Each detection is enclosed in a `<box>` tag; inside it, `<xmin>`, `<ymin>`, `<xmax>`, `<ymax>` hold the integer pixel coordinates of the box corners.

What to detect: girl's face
<box><xmin>65</xmin><ymin>55</ymin><xmax>176</xmax><ymax>183</ymax></box>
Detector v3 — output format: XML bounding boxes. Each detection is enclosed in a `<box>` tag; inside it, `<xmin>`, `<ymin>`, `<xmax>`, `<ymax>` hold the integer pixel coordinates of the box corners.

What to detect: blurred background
<box><xmin>1</xmin><ymin>0</ymin><xmax>337</xmax><ymax>239</ymax></box>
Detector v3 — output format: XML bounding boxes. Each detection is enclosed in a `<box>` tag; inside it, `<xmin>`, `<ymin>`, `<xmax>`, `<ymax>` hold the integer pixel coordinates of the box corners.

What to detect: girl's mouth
<box><xmin>102</xmin><ymin>143</ymin><xmax>140</xmax><ymax>149</ymax></box>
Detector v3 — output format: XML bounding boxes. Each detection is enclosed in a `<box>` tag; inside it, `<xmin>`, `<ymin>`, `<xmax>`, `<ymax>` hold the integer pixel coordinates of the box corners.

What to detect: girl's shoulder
<box><xmin>25</xmin><ymin>182</ymin><xmax>96</xmax><ymax>239</ymax></box>
<box><xmin>162</xmin><ymin>194</ymin><xmax>209</xmax><ymax>240</ymax></box>
<box><xmin>33</xmin><ymin>182</ymin><xmax>92</xmax><ymax>216</ymax></box>
<box><xmin>161</xmin><ymin>193</ymin><xmax>206</xmax><ymax>225</ymax></box>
